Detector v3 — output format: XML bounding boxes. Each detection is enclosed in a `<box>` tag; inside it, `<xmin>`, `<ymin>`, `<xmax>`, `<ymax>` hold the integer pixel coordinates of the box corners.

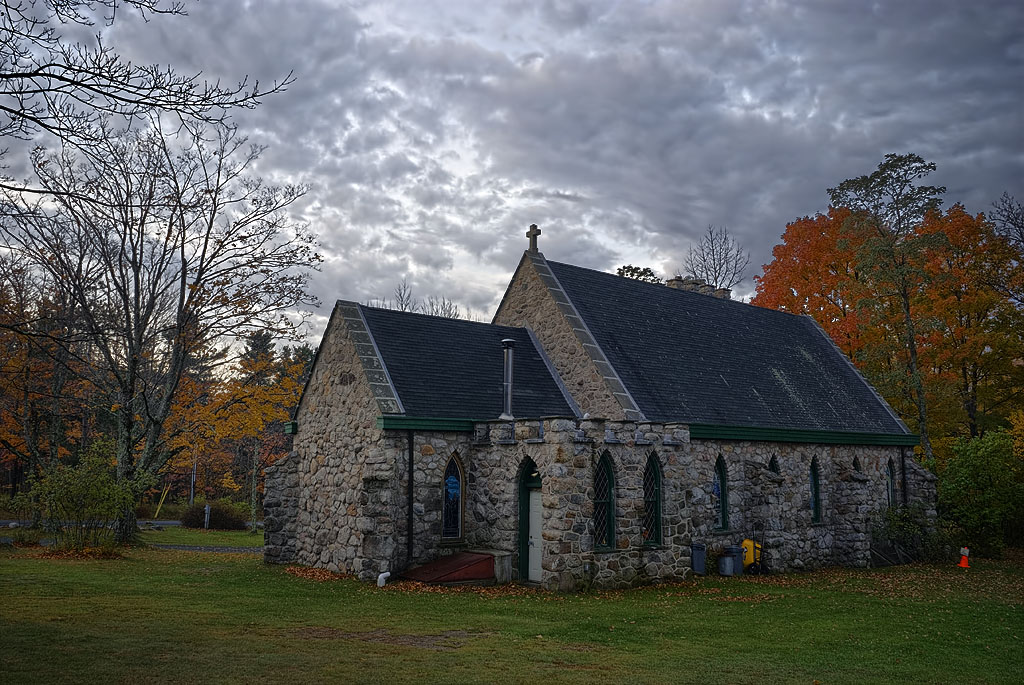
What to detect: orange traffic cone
<box><xmin>958</xmin><ymin>546</ymin><xmax>970</xmax><ymax>568</ymax></box>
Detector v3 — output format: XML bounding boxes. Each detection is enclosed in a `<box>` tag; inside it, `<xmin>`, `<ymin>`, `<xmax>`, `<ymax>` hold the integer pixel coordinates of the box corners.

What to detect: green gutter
<box><xmin>376</xmin><ymin>416</ymin><xmax>476</xmax><ymax>432</ymax></box>
<box><xmin>687</xmin><ymin>423</ymin><xmax>919</xmax><ymax>446</ymax></box>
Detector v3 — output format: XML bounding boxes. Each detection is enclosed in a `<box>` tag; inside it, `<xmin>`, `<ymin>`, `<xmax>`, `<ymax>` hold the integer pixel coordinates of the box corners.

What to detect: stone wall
<box><xmin>494</xmin><ymin>253</ymin><xmax>625</xmax><ymax>419</ymax></box>
<box><xmin>264</xmin><ymin>450</ymin><xmax>299</xmax><ymax>563</ymax></box>
<box><xmin>264</xmin><ymin>303</ymin><xmax>397</xmax><ymax>580</ymax></box>
<box><xmin>358</xmin><ymin>418</ymin><xmax>933</xmax><ymax>590</ymax></box>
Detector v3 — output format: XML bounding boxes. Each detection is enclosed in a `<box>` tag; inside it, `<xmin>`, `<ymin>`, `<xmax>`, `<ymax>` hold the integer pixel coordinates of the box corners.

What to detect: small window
<box><xmin>768</xmin><ymin>455</ymin><xmax>780</xmax><ymax>474</ymax></box>
<box><xmin>886</xmin><ymin>458</ymin><xmax>897</xmax><ymax>508</ymax></box>
<box><xmin>853</xmin><ymin>456</ymin><xmax>862</xmax><ymax>472</ymax></box>
<box><xmin>442</xmin><ymin>456</ymin><xmax>463</xmax><ymax>539</ymax></box>
<box><xmin>642</xmin><ymin>453</ymin><xmax>662</xmax><ymax>545</ymax></box>
<box><xmin>594</xmin><ymin>452</ymin><xmax>615</xmax><ymax>549</ymax></box>
<box><xmin>810</xmin><ymin>457</ymin><xmax>822</xmax><ymax>524</ymax></box>
<box><xmin>713</xmin><ymin>456</ymin><xmax>729</xmax><ymax>530</ymax></box>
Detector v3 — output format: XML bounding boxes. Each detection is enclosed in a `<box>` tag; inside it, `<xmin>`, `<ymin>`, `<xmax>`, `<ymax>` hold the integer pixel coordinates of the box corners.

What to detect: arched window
<box><xmin>853</xmin><ymin>456</ymin><xmax>862</xmax><ymax>472</ymax></box>
<box><xmin>768</xmin><ymin>455</ymin><xmax>780</xmax><ymax>474</ymax></box>
<box><xmin>593</xmin><ymin>452</ymin><xmax>615</xmax><ymax>549</ymax></box>
<box><xmin>642</xmin><ymin>453</ymin><xmax>662</xmax><ymax>545</ymax></box>
<box><xmin>810</xmin><ymin>457</ymin><xmax>822</xmax><ymax>524</ymax></box>
<box><xmin>442</xmin><ymin>456</ymin><xmax>463</xmax><ymax>539</ymax></box>
<box><xmin>713</xmin><ymin>456</ymin><xmax>729</xmax><ymax>530</ymax></box>
<box><xmin>886</xmin><ymin>458</ymin><xmax>897</xmax><ymax>508</ymax></box>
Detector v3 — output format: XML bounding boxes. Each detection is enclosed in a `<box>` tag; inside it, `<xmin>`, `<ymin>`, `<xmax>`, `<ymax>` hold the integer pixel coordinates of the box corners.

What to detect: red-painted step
<box><xmin>401</xmin><ymin>552</ymin><xmax>494</xmax><ymax>584</ymax></box>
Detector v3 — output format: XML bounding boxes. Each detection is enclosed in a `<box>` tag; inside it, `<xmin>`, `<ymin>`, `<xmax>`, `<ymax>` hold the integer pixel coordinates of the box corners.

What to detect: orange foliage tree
<box><xmin>162</xmin><ymin>333</ymin><xmax>307</xmax><ymax>507</ymax></box>
<box><xmin>915</xmin><ymin>205</ymin><xmax>1024</xmax><ymax>440</ymax></box>
<box><xmin>755</xmin><ymin>193</ymin><xmax>1024</xmax><ymax>453</ymax></box>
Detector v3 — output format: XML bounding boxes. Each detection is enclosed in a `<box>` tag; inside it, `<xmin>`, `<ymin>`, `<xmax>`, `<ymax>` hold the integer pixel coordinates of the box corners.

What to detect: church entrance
<box><xmin>518</xmin><ymin>458</ymin><xmax>542</xmax><ymax>582</ymax></box>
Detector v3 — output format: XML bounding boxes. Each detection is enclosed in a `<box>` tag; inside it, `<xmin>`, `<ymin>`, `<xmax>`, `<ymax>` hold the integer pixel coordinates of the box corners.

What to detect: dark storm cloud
<box><xmin>101</xmin><ymin>0</ymin><xmax>1022</xmax><ymax>330</ymax></box>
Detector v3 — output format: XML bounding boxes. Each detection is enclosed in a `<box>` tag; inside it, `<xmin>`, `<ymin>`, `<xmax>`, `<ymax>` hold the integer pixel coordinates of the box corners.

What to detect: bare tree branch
<box><xmin>682</xmin><ymin>225</ymin><xmax>750</xmax><ymax>289</ymax></box>
<box><xmin>0</xmin><ymin>0</ymin><xmax>292</xmax><ymax>202</ymax></box>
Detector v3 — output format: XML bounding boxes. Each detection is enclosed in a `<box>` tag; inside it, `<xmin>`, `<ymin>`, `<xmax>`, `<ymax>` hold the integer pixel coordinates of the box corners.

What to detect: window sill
<box><xmin>711</xmin><ymin>528</ymin><xmax>737</xmax><ymax>536</ymax></box>
<box><xmin>641</xmin><ymin>543</ymin><xmax>665</xmax><ymax>550</ymax></box>
<box><xmin>440</xmin><ymin>539</ymin><xmax>467</xmax><ymax>547</ymax></box>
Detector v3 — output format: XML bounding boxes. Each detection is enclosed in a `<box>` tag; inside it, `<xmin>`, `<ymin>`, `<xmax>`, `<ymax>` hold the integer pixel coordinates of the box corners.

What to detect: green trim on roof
<box><xmin>376</xmin><ymin>416</ymin><xmax>475</xmax><ymax>432</ymax></box>
<box><xmin>688</xmin><ymin>423</ymin><xmax>919</xmax><ymax>446</ymax></box>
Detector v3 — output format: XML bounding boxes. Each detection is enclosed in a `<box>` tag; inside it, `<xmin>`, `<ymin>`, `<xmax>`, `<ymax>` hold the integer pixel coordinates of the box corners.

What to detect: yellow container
<box><xmin>741</xmin><ymin>538</ymin><xmax>762</xmax><ymax>567</ymax></box>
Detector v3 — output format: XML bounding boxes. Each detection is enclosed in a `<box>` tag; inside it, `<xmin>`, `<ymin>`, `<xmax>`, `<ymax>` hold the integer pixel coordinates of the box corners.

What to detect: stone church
<box><xmin>264</xmin><ymin>227</ymin><xmax>936</xmax><ymax>590</ymax></box>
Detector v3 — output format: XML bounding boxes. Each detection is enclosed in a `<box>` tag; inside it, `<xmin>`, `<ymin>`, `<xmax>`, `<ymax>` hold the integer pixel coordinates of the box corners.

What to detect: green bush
<box><xmin>180</xmin><ymin>499</ymin><xmax>248</xmax><ymax>530</ymax></box>
<box><xmin>938</xmin><ymin>431</ymin><xmax>1023</xmax><ymax>557</ymax></box>
<box><xmin>9</xmin><ymin>526</ymin><xmax>47</xmax><ymax>546</ymax></box>
<box><xmin>22</xmin><ymin>446</ymin><xmax>135</xmax><ymax>551</ymax></box>
<box><xmin>872</xmin><ymin>503</ymin><xmax>955</xmax><ymax>562</ymax></box>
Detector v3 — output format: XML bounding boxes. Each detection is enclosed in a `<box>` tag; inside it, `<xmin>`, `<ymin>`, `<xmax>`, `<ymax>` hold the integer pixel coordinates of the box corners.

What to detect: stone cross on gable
<box><xmin>526</xmin><ymin>224</ymin><xmax>541</xmax><ymax>252</ymax></box>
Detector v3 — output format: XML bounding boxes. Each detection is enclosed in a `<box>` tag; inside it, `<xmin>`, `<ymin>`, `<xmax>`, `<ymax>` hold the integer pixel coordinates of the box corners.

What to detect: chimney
<box><xmin>499</xmin><ymin>338</ymin><xmax>515</xmax><ymax>420</ymax></box>
<box><xmin>666</xmin><ymin>276</ymin><xmax>685</xmax><ymax>289</ymax></box>
<box><xmin>713</xmin><ymin>287</ymin><xmax>732</xmax><ymax>300</ymax></box>
<box><xmin>698</xmin><ymin>282</ymin><xmax>715</xmax><ymax>296</ymax></box>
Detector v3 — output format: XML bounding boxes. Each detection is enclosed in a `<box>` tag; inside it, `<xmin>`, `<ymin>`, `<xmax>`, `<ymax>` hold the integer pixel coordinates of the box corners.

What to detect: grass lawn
<box><xmin>1</xmin><ymin>547</ymin><xmax>1021</xmax><ymax>684</ymax></box>
<box><xmin>138</xmin><ymin>526</ymin><xmax>263</xmax><ymax>548</ymax></box>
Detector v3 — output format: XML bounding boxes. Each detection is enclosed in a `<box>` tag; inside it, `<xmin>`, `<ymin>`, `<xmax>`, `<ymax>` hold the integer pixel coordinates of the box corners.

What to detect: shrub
<box><xmin>938</xmin><ymin>431</ymin><xmax>1023</xmax><ymax>557</ymax></box>
<box><xmin>10</xmin><ymin>525</ymin><xmax>47</xmax><ymax>546</ymax></box>
<box><xmin>180</xmin><ymin>499</ymin><xmax>248</xmax><ymax>530</ymax></box>
<box><xmin>872</xmin><ymin>503</ymin><xmax>954</xmax><ymax>563</ymax></box>
<box><xmin>25</xmin><ymin>446</ymin><xmax>135</xmax><ymax>551</ymax></box>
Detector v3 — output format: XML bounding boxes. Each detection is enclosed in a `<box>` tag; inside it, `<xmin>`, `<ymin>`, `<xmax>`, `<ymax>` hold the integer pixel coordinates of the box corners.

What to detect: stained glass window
<box><xmin>642</xmin><ymin>453</ymin><xmax>662</xmax><ymax>545</ymax></box>
<box><xmin>594</xmin><ymin>452</ymin><xmax>614</xmax><ymax>549</ymax></box>
<box><xmin>442</xmin><ymin>456</ymin><xmax>462</xmax><ymax>539</ymax></box>
<box><xmin>714</xmin><ymin>456</ymin><xmax>729</xmax><ymax>530</ymax></box>
<box><xmin>810</xmin><ymin>457</ymin><xmax>822</xmax><ymax>523</ymax></box>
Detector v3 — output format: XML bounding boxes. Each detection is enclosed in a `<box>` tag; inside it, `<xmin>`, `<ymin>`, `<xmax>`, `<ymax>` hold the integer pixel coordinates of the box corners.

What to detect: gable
<box><xmin>493</xmin><ymin>252</ymin><xmax>631</xmax><ymax>420</ymax></box>
<box><xmin>545</xmin><ymin>260</ymin><xmax>910</xmax><ymax>437</ymax></box>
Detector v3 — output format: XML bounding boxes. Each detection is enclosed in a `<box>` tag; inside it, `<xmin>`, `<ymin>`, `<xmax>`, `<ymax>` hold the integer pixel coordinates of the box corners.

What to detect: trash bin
<box><xmin>725</xmin><ymin>545</ymin><xmax>744</xmax><ymax>576</ymax></box>
<box><xmin>718</xmin><ymin>554</ymin><xmax>734</xmax><ymax>576</ymax></box>
<box><xmin>691</xmin><ymin>542</ymin><xmax>707</xmax><ymax>575</ymax></box>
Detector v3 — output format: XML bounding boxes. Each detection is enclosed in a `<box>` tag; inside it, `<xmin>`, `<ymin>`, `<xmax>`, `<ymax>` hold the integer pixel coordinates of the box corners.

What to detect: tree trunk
<box><xmin>900</xmin><ymin>287</ymin><xmax>933</xmax><ymax>461</ymax></box>
<box><xmin>113</xmin><ymin>506</ymin><xmax>139</xmax><ymax>546</ymax></box>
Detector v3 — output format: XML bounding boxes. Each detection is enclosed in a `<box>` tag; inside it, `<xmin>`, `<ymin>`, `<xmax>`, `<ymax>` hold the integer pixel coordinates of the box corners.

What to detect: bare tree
<box><xmin>992</xmin><ymin>192</ymin><xmax>1024</xmax><ymax>251</ymax></box>
<box><xmin>368</xmin><ymin>280</ymin><xmax>462</xmax><ymax>319</ymax></box>
<box><xmin>393</xmin><ymin>279</ymin><xmax>417</xmax><ymax>312</ymax></box>
<box><xmin>683</xmin><ymin>225</ymin><xmax>750</xmax><ymax>289</ymax></box>
<box><xmin>0</xmin><ymin>118</ymin><xmax>319</xmax><ymax>539</ymax></box>
<box><xmin>0</xmin><ymin>0</ymin><xmax>290</xmax><ymax>199</ymax></box>
<box><xmin>423</xmin><ymin>295</ymin><xmax>460</xmax><ymax>319</ymax></box>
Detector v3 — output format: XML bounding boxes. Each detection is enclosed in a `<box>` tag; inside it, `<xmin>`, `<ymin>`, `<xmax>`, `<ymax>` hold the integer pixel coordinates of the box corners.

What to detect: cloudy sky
<box><xmin>105</xmin><ymin>0</ymin><xmax>1023</xmax><ymax>335</ymax></box>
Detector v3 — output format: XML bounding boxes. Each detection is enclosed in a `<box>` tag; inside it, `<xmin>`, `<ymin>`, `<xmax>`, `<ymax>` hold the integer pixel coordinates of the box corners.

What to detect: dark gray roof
<box><xmin>360</xmin><ymin>305</ymin><xmax>574</xmax><ymax>420</ymax></box>
<box><xmin>546</xmin><ymin>260</ymin><xmax>908</xmax><ymax>435</ymax></box>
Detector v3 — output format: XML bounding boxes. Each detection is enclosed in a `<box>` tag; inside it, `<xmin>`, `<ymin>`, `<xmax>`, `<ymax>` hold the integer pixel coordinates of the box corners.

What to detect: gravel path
<box><xmin>147</xmin><ymin>543</ymin><xmax>262</xmax><ymax>555</ymax></box>
<box><xmin>1</xmin><ymin>538</ymin><xmax>262</xmax><ymax>555</ymax></box>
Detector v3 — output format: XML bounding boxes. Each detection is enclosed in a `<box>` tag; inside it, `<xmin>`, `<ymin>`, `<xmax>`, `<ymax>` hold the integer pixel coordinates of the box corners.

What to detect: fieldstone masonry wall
<box><xmin>264</xmin><ymin>303</ymin><xmax>396</xmax><ymax>578</ymax></box>
<box><xmin>268</xmin><ymin>408</ymin><xmax>937</xmax><ymax>589</ymax></box>
<box><xmin>263</xmin><ymin>450</ymin><xmax>299</xmax><ymax>564</ymax></box>
<box><xmin>494</xmin><ymin>254</ymin><xmax>626</xmax><ymax>419</ymax></box>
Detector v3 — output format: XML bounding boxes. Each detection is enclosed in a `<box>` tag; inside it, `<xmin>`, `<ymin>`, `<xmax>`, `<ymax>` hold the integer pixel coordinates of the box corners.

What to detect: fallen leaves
<box><xmin>378</xmin><ymin>580</ymin><xmax>548</xmax><ymax>598</ymax></box>
<box><xmin>284</xmin><ymin>566</ymin><xmax>351</xmax><ymax>582</ymax></box>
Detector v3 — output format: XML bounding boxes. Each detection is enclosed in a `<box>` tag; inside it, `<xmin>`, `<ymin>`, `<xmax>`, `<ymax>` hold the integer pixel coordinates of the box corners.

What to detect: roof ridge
<box><xmin>361</xmin><ymin>302</ymin><xmax>526</xmax><ymax>332</ymax></box>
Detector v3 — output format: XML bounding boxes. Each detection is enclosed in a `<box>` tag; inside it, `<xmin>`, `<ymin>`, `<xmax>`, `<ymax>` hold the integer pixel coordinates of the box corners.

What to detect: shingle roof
<box><xmin>360</xmin><ymin>305</ymin><xmax>575</xmax><ymax>420</ymax></box>
<box><xmin>546</xmin><ymin>260</ymin><xmax>909</xmax><ymax>435</ymax></box>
